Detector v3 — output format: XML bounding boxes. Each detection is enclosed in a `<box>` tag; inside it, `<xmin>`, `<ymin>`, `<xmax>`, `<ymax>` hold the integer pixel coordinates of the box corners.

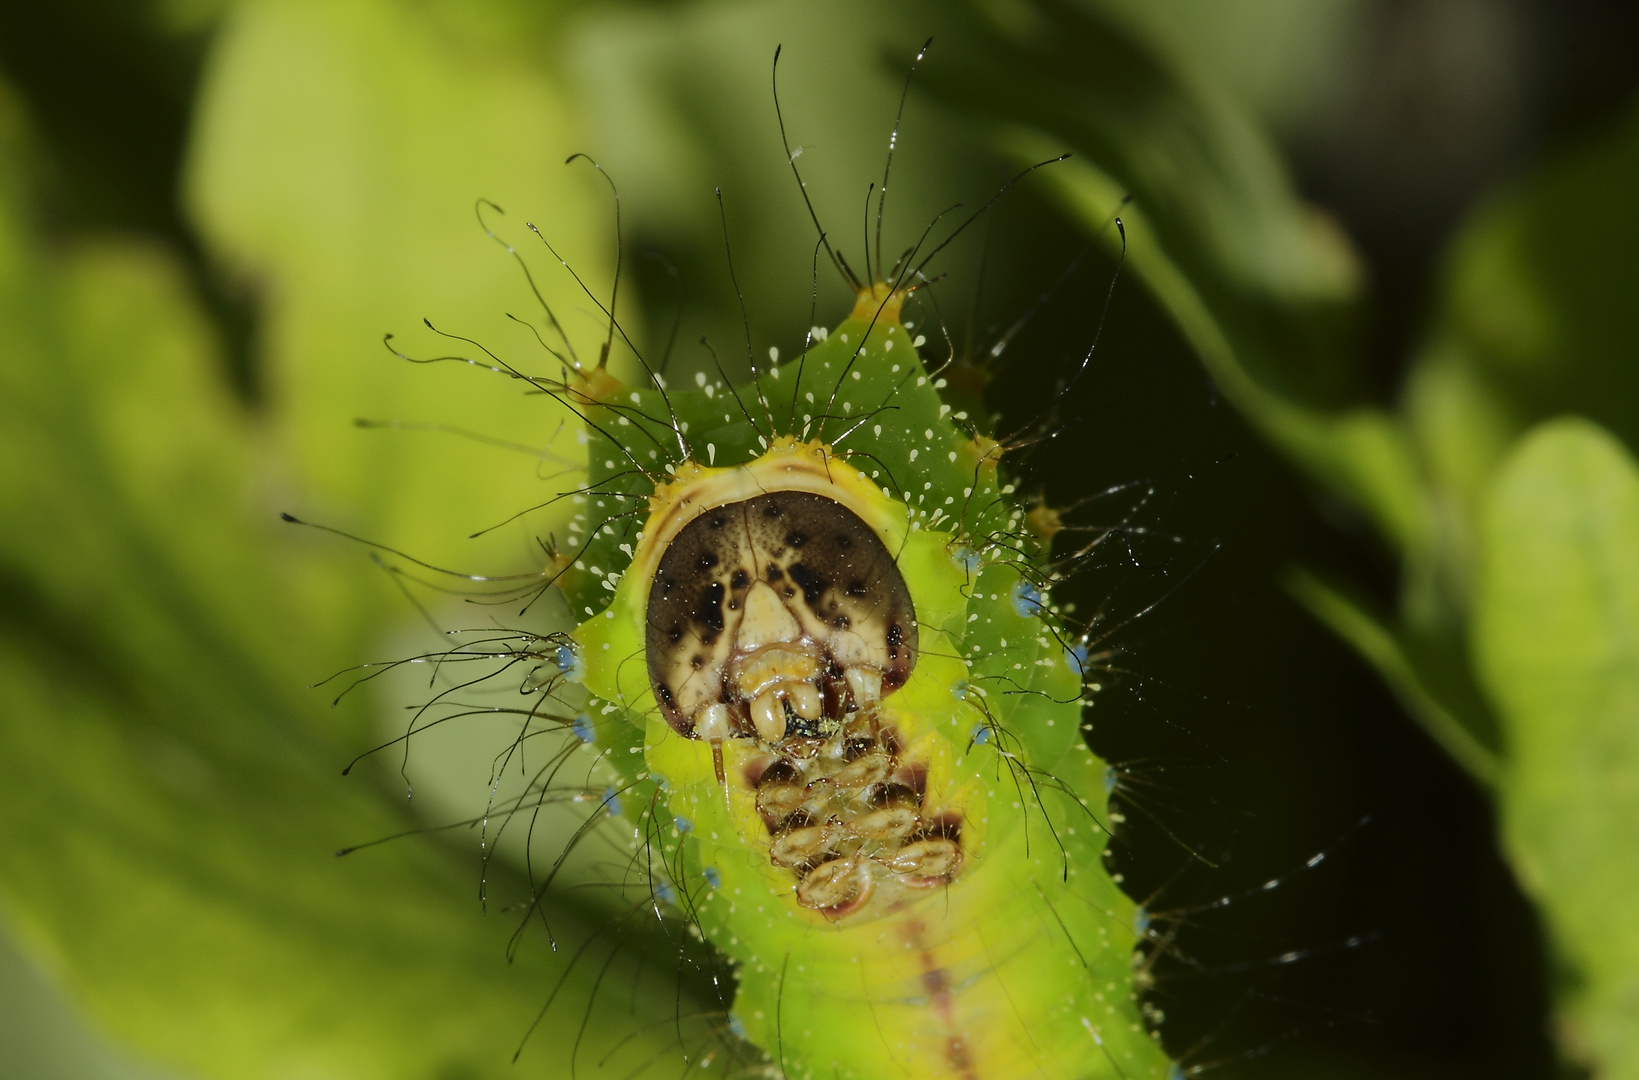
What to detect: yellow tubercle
<box><xmin>1026</xmin><ymin>503</ymin><xmax>1064</xmax><ymax>541</ymax></box>
<box><xmin>850</xmin><ymin>281</ymin><xmax>907</xmax><ymax>325</ymax></box>
<box><xmin>961</xmin><ymin>434</ymin><xmax>1002</xmax><ymax>476</ymax></box>
<box><xmin>568</xmin><ymin>364</ymin><xmax>624</xmax><ymax>405</ymax></box>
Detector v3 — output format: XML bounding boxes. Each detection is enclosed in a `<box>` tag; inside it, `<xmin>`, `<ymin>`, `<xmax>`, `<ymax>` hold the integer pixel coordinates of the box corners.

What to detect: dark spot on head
<box><xmin>845</xmin><ymin>579</ymin><xmax>868</xmax><ymax>598</ymax></box>
<box><xmin>835</xmin><ymin>534</ymin><xmax>853</xmax><ymax>549</ymax></box>
<box><xmin>690</xmin><ymin>655</ymin><xmax>705</xmax><ymax>669</ymax></box>
<box><xmin>833</xmin><ymin>615</ymin><xmax>850</xmax><ymax>629</ymax></box>
<box><xmin>786</xmin><ymin>532</ymin><xmax>806</xmax><ymax>548</ymax></box>
<box><xmin>656</xmin><ymin>685</ymin><xmax>674</xmax><ymax>705</ymax></box>
<box><xmin>765</xmin><ymin>564</ymin><xmax>783</xmax><ymax>583</ymax></box>
<box><xmin>763</xmin><ymin>503</ymin><xmax>782</xmax><ymax>518</ymax></box>
<box><xmin>731</xmin><ymin>568</ymin><xmax>749</xmax><ymax>589</ymax></box>
<box><xmin>787</xmin><ymin>562</ymin><xmax>825</xmax><ymax>605</ymax></box>
<box><xmin>696</xmin><ymin>581</ymin><xmax>725</xmax><ymax>631</ymax></box>
<box><xmin>699</xmin><ymin>552</ymin><xmax>717</xmax><ymax>570</ymax></box>
<box><xmin>666</xmin><ymin>623</ymin><xmax>682</xmax><ymax>643</ymax></box>
<box><xmin>708</xmin><ymin>514</ymin><xmax>726</xmax><ymax>529</ymax></box>
<box><xmin>887</xmin><ymin>623</ymin><xmax>903</xmax><ymax>649</ymax></box>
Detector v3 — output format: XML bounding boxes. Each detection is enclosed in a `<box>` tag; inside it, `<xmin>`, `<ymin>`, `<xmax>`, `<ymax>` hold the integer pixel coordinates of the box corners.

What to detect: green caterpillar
<box><xmin>545</xmin><ymin>276</ymin><xmax>1171</xmax><ymax>1079</ymax></box>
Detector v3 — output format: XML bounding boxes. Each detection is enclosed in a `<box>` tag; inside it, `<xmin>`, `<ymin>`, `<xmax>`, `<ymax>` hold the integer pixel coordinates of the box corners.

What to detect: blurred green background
<box><xmin>1</xmin><ymin>1</ymin><xmax>1636</xmax><ymax>1078</ymax></box>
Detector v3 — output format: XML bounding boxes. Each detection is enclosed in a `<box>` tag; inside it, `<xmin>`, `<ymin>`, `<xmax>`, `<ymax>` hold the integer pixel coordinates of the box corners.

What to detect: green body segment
<box><xmin>568</xmin><ymin>309</ymin><xmax>1170</xmax><ymax>1080</ymax></box>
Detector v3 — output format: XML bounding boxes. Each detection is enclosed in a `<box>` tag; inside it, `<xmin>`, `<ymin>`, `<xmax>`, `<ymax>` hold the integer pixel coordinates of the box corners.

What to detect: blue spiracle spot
<box><xmin>702</xmin><ymin>866</ymin><xmax>721</xmax><ymax>889</ymax></box>
<box><xmin>600</xmin><ymin>785</ymin><xmax>623</xmax><ymax>819</ymax></box>
<box><xmin>949</xmin><ymin>679</ymin><xmax>969</xmax><ymax>701</ymax></box>
<box><xmin>1012</xmin><ymin>579</ymin><xmax>1045</xmax><ymax>617</ymax></box>
<box><xmin>1133</xmin><ymin>906</ymin><xmax>1151</xmax><ymax>937</ymax></box>
<box><xmin>727</xmin><ymin>1014</ymin><xmax>747</xmax><ymax>1041</ymax></box>
<box><xmin>1167</xmin><ymin>1064</ymin><xmax>1185</xmax><ymax>1080</ymax></box>
<box><xmin>970</xmin><ymin>723</ymin><xmax>993</xmax><ymax>746</ymax></box>
<box><xmin>652</xmin><ymin>879</ymin><xmax>677</xmax><ymax>905</ymax></box>
<box><xmin>1103</xmin><ymin>765</ymin><xmax>1118</xmax><ymax>794</ymax></box>
<box><xmin>1065</xmin><ymin>642</ymin><xmax>1090</xmax><ymax>675</ymax></box>
<box><xmin>555</xmin><ymin>643</ymin><xmax>584</xmax><ymax>683</ymax></box>
<box><xmin>673</xmin><ymin>815</ymin><xmax>692</xmax><ymax>834</ymax></box>
<box><xmin>953</xmin><ymin>546</ymin><xmax>982</xmax><ymax>577</ymax></box>
<box><xmin>571</xmin><ymin>712</ymin><xmax>595</xmax><ymax>744</ymax></box>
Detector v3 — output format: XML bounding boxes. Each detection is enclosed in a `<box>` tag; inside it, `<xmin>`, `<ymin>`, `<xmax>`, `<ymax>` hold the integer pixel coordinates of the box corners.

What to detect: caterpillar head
<box><xmin>646</xmin><ymin>487</ymin><xmax>918</xmax><ymax>744</ymax></box>
<box><xmin>636</xmin><ymin>435</ymin><xmax>916</xmax><ymax>736</ymax></box>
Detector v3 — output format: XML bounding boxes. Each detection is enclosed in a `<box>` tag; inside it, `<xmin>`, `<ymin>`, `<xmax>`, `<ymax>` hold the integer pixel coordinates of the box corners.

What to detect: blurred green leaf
<box><xmin>913</xmin><ymin>1</ymin><xmax>1515</xmax><ymax>780</ymax></box>
<box><xmin>1405</xmin><ymin>101</ymin><xmax>1639</xmax><ymax>619</ymax></box>
<box><xmin>189</xmin><ymin>0</ymin><xmax>608</xmax><ymax>597</ymax></box>
<box><xmin>0</xmin><ymin>923</ymin><xmax>170</xmax><ymax>1080</ymax></box>
<box><xmin>1426</xmin><ymin>103</ymin><xmax>1639</xmax><ymax>451</ymax></box>
<box><xmin>1016</xmin><ymin>148</ymin><xmax>1425</xmax><ymax>552</ymax></box>
<box><xmin>0</xmin><ymin>0</ymin><xmax>714</xmax><ymax>1075</ymax></box>
<box><xmin>1325</xmin><ymin>98</ymin><xmax>1639</xmax><ymax>790</ymax></box>
<box><xmin>921</xmin><ymin>1</ymin><xmax>1443</xmax><ymax>560</ymax></box>
<box><xmin>1474</xmin><ymin>418</ymin><xmax>1639</xmax><ymax>1080</ymax></box>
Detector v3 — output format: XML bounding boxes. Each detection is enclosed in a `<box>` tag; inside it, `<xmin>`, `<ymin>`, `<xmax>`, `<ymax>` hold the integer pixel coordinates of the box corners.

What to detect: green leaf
<box><xmin>920</xmin><ymin>1</ymin><xmax>1443</xmax><ymax>565</ymax></box>
<box><xmin>1404</xmin><ymin>100</ymin><xmax>1639</xmax><ymax>622</ymax></box>
<box><xmin>1424</xmin><ymin>103</ymin><xmax>1639</xmax><ymax>461</ymax></box>
<box><xmin>188</xmin><ymin>0</ymin><xmax>607</xmax><ymax>592</ymax></box>
<box><xmin>1474</xmin><ymin>418</ymin><xmax>1639</xmax><ymax>1080</ymax></box>
<box><xmin>1016</xmin><ymin>145</ymin><xmax>1425</xmax><ymax>551</ymax></box>
<box><xmin>0</xmin><ymin>4</ymin><xmax>713</xmax><ymax>1076</ymax></box>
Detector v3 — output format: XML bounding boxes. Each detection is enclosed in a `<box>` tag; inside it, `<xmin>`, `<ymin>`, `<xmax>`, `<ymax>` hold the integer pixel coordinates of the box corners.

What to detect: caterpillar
<box><xmin>547</xmin><ymin>210</ymin><xmax>1171</xmax><ymax>1079</ymax></box>
<box><xmin>359</xmin><ymin>47</ymin><xmax>1176</xmax><ymax>1080</ymax></box>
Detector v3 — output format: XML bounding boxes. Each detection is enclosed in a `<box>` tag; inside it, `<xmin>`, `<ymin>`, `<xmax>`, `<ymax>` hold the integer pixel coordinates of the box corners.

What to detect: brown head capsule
<box><xmin>645</xmin><ymin>490</ymin><xmax>916</xmax><ymax>747</ymax></box>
